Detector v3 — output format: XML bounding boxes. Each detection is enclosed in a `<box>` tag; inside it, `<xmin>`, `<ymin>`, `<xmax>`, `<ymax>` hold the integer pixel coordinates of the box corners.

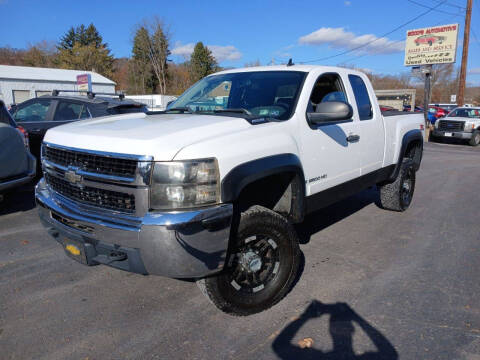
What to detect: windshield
<box><xmin>447</xmin><ymin>108</ymin><xmax>480</xmax><ymax>118</ymax></box>
<box><xmin>168</xmin><ymin>71</ymin><xmax>306</xmax><ymax>120</ymax></box>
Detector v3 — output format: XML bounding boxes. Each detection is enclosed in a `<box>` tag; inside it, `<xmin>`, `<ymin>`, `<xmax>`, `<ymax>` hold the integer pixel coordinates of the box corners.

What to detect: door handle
<box><xmin>346</xmin><ymin>134</ymin><xmax>360</xmax><ymax>142</ymax></box>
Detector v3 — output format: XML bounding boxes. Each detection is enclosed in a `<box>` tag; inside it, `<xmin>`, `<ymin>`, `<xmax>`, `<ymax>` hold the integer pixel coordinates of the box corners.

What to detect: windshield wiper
<box><xmin>165</xmin><ymin>107</ymin><xmax>193</xmax><ymax>113</ymax></box>
<box><xmin>214</xmin><ymin>108</ymin><xmax>252</xmax><ymax>115</ymax></box>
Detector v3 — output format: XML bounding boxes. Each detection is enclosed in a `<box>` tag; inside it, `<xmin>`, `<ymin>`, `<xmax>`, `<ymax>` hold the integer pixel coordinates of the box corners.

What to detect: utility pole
<box><xmin>458</xmin><ymin>0</ymin><xmax>473</xmax><ymax>106</ymax></box>
<box><xmin>423</xmin><ymin>65</ymin><xmax>432</xmax><ymax>141</ymax></box>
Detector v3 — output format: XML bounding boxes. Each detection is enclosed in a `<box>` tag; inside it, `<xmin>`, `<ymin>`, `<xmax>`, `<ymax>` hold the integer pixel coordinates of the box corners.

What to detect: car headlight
<box><xmin>150</xmin><ymin>158</ymin><xmax>220</xmax><ymax>210</ymax></box>
<box><xmin>464</xmin><ymin>122</ymin><xmax>475</xmax><ymax>132</ymax></box>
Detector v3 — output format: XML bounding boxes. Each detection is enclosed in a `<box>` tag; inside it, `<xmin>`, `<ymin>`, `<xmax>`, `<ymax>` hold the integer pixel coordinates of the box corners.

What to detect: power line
<box><xmin>337</xmin><ymin>14</ymin><xmax>464</xmax><ymax>69</ymax></box>
<box><xmin>430</xmin><ymin>0</ymin><xmax>466</xmax><ymax>10</ymax></box>
<box><xmin>300</xmin><ymin>0</ymin><xmax>447</xmax><ymax>64</ymax></box>
<box><xmin>407</xmin><ymin>0</ymin><xmax>465</xmax><ymax>17</ymax></box>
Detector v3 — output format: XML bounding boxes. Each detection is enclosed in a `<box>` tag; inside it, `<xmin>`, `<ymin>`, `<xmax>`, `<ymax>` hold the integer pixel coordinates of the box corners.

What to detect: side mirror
<box><xmin>307</xmin><ymin>101</ymin><xmax>353</xmax><ymax>125</ymax></box>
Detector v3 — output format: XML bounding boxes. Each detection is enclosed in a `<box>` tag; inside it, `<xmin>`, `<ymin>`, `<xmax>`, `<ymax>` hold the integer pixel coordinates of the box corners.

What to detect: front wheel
<box><xmin>197</xmin><ymin>205</ymin><xmax>300</xmax><ymax>316</ymax></box>
<box><xmin>469</xmin><ymin>131</ymin><xmax>480</xmax><ymax>146</ymax></box>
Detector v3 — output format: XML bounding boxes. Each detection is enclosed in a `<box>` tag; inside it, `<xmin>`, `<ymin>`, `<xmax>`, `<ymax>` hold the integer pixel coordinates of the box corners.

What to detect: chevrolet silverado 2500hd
<box><xmin>35</xmin><ymin>65</ymin><xmax>424</xmax><ymax>315</ymax></box>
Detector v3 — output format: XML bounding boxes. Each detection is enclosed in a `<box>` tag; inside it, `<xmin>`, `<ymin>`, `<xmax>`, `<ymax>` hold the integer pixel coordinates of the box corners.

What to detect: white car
<box><xmin>432</xmin><ymin>107</ymin><xmax>480</xmax><ymax>146</ymax></box>
<box><xmin>35</xmin><ymin>65</ymin><xmax>424</xmax><ymax>315</ymax></box>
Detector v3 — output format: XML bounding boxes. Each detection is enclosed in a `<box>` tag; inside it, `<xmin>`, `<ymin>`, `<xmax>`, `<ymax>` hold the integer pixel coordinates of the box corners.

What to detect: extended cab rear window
<box><xmin>348</xmin><ymin>75</ymin><xmax>373</xmax><ymax>121</ymax></box>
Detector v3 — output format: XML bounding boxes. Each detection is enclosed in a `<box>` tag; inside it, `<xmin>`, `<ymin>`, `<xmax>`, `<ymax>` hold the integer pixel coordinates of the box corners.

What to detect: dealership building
<box><xmin>0</xmin><ymin>65</ymin><xmax>116</xmax><ymax>106</ymax></box>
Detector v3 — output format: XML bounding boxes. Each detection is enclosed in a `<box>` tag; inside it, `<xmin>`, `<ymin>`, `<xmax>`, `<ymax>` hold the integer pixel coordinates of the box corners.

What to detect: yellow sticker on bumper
<box><xmin>65</xmin><ymin>244</ymin><xmax>81</xmax><ymax>256</ymax></box>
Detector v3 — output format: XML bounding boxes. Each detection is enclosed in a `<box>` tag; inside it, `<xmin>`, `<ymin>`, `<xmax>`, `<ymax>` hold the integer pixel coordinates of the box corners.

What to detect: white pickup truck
<box><xmin>432</xmin><ymin>106</ymin><xmax>480</xmax><ymax>146</ymax></box>
<box><xmin>36</xmin><ymin>65</ymin><xmax>424</xmax><ymax>315</ymax></box>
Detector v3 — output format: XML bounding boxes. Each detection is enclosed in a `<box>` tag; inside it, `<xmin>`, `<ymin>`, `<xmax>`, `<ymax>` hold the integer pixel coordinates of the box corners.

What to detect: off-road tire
<box><xmin>469</xmin><ymin>131</ymin><xmax>480</xmax><ymax>146</ymax></box>
<box><xmin>379</xmin><ymin>159</ymin><xmax>416</xmax><ymax>212</ymax></box>
<box><xmin>197</xmin><ymin>205</ymin><xmax>300</xmax><ymax>316</ymax></box>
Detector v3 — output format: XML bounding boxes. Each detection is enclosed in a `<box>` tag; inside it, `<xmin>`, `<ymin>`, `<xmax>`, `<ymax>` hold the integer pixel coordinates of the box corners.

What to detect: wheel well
<box><xmin>404</xmin><ymin>139</ymin><xmax>422</xmax><ymax>169</ymax></box>
<box><xmin>237</xmin><ymin>172</ymin><xmax>304</xmax><ymax>223</ymax></box>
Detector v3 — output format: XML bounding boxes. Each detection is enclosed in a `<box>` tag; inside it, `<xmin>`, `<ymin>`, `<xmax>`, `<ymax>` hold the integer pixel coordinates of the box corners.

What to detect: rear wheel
<box><xmin>379</xmin><ymin>159</ymin><xmax>416</xmax><ymax>212</ymax></box>
<box><xmin>469</xmin><ymin>131</ymin><xmax>480</xmax><ymax>146</ymax></box>
<box><xmin>197</xmin><ymin>205</ymin><xmax>300</xmax><ymax>316</ymax></box>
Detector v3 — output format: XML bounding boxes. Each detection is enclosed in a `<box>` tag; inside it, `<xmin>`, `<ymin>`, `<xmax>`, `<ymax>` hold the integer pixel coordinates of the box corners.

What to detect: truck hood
<box><xmin>43</xmin><ymin>112</ymin><xmax>251</xmax><ymax>160</ymax></box>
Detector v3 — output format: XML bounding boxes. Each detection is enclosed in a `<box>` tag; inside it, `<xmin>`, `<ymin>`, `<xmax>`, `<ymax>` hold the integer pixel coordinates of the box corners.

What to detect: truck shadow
<box><xmin>272</xmin><ymin>300</ymin><xmax>398</xmax><ymax>360</ymax></box>
<box><xmin>295</xmin><ymin>187</ymin><xmax>380</xmax><ymax>245</ymax></box>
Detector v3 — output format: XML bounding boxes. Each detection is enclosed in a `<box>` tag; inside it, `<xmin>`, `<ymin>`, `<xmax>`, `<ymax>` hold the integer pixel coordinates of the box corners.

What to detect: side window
<box><xmin>54</xmin><ymin>102</ymin><xmax>84</xmax><ymax>121</ymax></box>
<box><xmin>348</xmin><ymin>75</ymin><xmax>373</xmax><ymax>120</ymax></box>
<box><xmin>14</xmin><ymin>100</ymin><xmax>52</xmax><ymax>122</ymax></box>
<box><xmin>308</xmin><ymin>73</ymin><xmax>347</xmax><ymax>113</ymax></box>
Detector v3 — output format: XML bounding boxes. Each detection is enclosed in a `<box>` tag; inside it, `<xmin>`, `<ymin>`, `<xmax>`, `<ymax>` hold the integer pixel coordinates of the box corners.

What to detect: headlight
<box><xmin>150</xmin><ymin>158</ymin><xmax>220</xmax><ymax>210</ymax></box>
<box><xmin>464</xmin><ymin>122</ymin><xmax>475</xmax><ymax>132</ymax></box>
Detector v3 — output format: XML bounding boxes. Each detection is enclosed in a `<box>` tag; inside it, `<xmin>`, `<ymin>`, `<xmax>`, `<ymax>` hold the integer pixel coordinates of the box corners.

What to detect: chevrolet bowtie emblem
<box><xmin>64</xmin><ymin>169</ymin><xmax>83</xmax><ymax>184</ymax></box>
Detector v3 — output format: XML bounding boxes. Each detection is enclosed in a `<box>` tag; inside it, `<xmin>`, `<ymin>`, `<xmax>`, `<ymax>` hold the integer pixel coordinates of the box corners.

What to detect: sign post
<box><xmin>76</xmin><ymin>74</ymin><xmax>92</xmax><ymax>93</ymax></box>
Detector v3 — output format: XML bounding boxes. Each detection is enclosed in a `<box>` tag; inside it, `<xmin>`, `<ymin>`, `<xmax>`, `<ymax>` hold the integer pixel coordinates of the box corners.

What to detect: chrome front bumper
<box><xmin>35</xmin><ymin>178</ymin><xmax>233</xmax><ymax>278</ymax></box>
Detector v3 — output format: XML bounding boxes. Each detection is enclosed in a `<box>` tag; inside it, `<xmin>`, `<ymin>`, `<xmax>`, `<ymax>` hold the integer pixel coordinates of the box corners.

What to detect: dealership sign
<box><xmin>76</xmin><ymin>73</ymin><xmax>92</xmax><ymax>92</ymax></box>
<box><xmin>404</xmin><ymin>24</ymin><xmax>459</xmax><ymax>66</ymax></box>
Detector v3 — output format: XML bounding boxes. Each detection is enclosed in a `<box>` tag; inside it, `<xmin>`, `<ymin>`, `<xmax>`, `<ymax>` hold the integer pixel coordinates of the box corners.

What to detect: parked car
<box><xmin>36</xmin><ymin>65</ymin><xmax>424</xmax><ymax>315</ymax></box>
<box><xmin>403</xmin><ymin>105</ymin><xmax>423</xmax><ymax>112</ymax></box>
<box><xmin>10</xmin><ymin>91</ymin><xmax>147</xmax><ymax>164</ymax></box>
<box><xmin>415</xmin><ymin>34</ymin><xmax>446</xmax><ymax>46</ymax></box>
<box><xmin>0</xmin><ymin>100</ymin><xmax>36</xmax><ymax>195</ymax></box>
<box><xmin>380</xmin><ymin>105</ymin><xmax>396</xmax><ymax>112</ymax></box>
<box><xmin>427</xmin><ymin>106</ymin><xmax>447</xmax><ymax>124</ymax></box>
<box><xmin>432</xmin><ymin>107</ymin><xmax>480</xmax><ymax>146</ymax></box>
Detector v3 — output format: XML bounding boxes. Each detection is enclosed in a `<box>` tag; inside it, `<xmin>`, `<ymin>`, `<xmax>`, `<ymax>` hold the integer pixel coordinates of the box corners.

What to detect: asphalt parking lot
<box><xmin>1</xmin><ymin>141</ymin><xmax>480</xmax><ymax>360</ymax></box>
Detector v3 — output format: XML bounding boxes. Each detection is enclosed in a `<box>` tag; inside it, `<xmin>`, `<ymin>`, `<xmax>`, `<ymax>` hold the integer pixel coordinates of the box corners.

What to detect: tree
<box><xmin>56</xmin><ymin>43</ymin><xmax>114</xmax><ymax>78</ymax></box>
<box><xmin>131</xmin><ymin>26</ymin><xmax>157</xmax><ymax>93</ymax></box>
<box><xmin>131</xmin><ymin>18</ymin><xmax>171</xmax><ymax>94</ymax></box>
<box><xmin>57</xmin><ymin>24</ymin><xmax>114</xmax><ymax>78</ymax></box>
<box><xmin>189</xmin><ymin>42</ymin><xmax>218</xmax><ymax>83</ymax></box>
<box><xmin>23</xmin><ymin>41</ymin><xmax>57</xmax><ymax>67</ymax></box>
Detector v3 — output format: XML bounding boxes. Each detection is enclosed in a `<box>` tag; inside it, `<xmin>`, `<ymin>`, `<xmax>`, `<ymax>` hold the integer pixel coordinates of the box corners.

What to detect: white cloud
<box><xmin>299</xmin><ymin>27</ymin><xmax>404</xmax><ymax>55</ymax></box>
<box><xmin>469</xmin><ymin>68</ymin><xmax>480</xmax><ymax>74</ymax></box>
<box><xmin>171</xmin><ymin>42</ymin><xmax>242</xmax><ymax>62</ymax></box>
<box><xmin>171</xmin><ymin>42</ymin><xmax>195</xmax><ymax>58</ymax></box>
<box><xmin>344</xmin><ymin>1</ymin><xmax>351</xmax><ymax>6</ymax></box>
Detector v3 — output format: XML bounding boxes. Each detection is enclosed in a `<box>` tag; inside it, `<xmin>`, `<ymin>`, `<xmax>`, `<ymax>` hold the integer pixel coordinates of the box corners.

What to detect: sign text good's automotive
<box><xmin>404</xmin><ymin>24</ymin><xmax>459</xmax><ymax>66</ymax></box>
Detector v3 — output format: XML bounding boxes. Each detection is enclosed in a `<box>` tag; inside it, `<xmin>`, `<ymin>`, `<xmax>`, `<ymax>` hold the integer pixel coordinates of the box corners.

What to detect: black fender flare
<box><xmin>388</xmin><ymin>129</ymin><xmax>423</xmax><ymax>182</ymax></box>
<box><xmin>221</xmin><ymin>153</ymin><xmax>305</xmax><ymax>204</ymax></box>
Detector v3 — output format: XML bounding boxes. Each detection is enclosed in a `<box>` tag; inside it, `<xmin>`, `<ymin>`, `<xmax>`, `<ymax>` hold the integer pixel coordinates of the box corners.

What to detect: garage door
<box><xmin>12</xmin><ymin>90</ymin><xmax>31</xmax><ymax>104</ymax></box>
<box><xmin>36</xmin><ymin>91</ymin><xmax>51</xmax><ymax>98</ymax></box>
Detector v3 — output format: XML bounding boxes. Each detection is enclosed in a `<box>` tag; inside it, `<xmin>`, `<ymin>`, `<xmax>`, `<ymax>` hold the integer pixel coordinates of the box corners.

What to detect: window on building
<box><xmin>12</xmin><ymin>90</ymin><xmax>31</xmax><ymax>104</ymax></box>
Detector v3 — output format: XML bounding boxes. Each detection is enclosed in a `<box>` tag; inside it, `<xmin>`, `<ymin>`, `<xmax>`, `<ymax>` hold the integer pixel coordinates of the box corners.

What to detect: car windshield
<box><xmin>447</xmin><ymin>108</ymin><xmax>480</xmax><ymax>118</ymax></box>
<box><xmin>168</xmin><ymin>71</ymin><xmax>306</xmax><ymax>120</ymax></box>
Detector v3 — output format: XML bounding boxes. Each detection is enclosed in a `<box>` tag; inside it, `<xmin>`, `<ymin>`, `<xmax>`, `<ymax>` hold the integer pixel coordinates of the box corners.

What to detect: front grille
<box><xmin>45</xmin><ymin>173</ymin><xmax>135</xmax><ymax>213</ymax></box>
<box><xmin>437</xmin><ymin>120</ymin><xmax>465</xmax><ymax>131</ymax></box>
<box><xmin>44</xmin><ymin>146</ymin><xmax>138</xmax><ymax>178</ymax></box>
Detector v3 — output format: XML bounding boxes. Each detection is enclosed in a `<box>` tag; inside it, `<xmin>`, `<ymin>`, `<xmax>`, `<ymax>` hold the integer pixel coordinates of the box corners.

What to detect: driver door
<box><xmin>300</xmin><ymin>72</ymin><xmax>361</xmax><ymax>196</ymax></box>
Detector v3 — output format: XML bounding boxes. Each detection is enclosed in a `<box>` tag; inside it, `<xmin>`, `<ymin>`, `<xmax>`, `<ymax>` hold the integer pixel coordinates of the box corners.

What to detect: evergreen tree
<box><xmin>189</xmin><ymin>42</ymin><xmax>218</xmax><ymax>83</ymax></box>
<box><xmin>57</xmin><ymin>23</ymin><xmax>114</xmax><ymax>78</ymax></box>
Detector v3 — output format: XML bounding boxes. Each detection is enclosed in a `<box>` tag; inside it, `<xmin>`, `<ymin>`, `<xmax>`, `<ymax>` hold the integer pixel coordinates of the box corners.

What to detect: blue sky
<box><xmin>1</xmin><ymin>0</ymin><xmax>480</xmax><ymax>83</ymax></box>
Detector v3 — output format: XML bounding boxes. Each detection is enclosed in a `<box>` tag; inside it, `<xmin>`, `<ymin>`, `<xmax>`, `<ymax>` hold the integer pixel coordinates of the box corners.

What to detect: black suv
<box><xmin>11</xmin><ymin>91</ymin><xmax>147</xmax><ymax>164</ymax></box>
